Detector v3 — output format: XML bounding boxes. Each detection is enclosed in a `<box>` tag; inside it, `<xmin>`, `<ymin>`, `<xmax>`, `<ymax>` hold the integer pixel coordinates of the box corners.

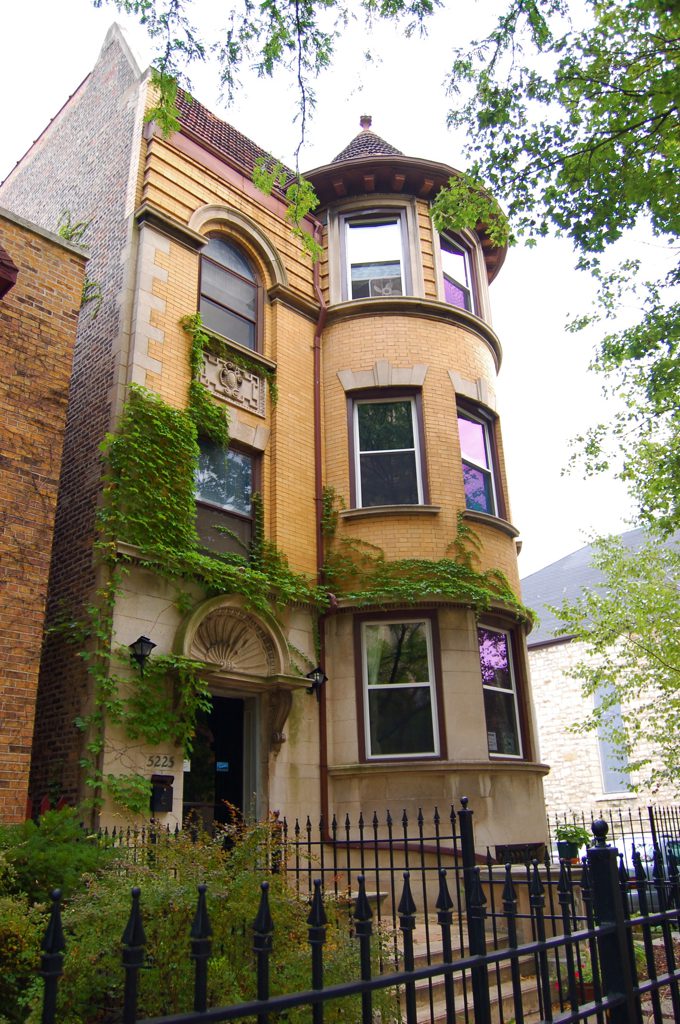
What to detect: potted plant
<box><xmin>555</xmin><ymin>823</ymin><xmax>591</xmax><ymax>861</ymax></box>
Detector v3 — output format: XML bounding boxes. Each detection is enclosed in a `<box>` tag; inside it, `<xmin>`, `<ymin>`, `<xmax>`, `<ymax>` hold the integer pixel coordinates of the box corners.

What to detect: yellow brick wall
<box><xmin>322</xmin><ymin>312</ymin><xmax>520</xmax><ymax>589</ymax></box>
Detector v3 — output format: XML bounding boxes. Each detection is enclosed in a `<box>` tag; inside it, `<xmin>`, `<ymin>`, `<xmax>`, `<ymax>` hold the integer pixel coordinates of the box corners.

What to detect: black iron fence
<box><xmin>548</xmin><ymin>803</ymin><xmax>680</xmax><ymax>872</ymax></box>
<box><xmin>36</xmin><ymin>799</ymin><xmax>680</xmax><ymax>1024</ymax></box>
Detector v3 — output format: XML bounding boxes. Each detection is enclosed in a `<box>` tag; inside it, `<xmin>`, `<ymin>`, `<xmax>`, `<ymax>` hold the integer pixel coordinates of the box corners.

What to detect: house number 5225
<box><xmin>146</xmin><ymin>755</ymin><xmax>175</xmax><ymax>768</ymax></box>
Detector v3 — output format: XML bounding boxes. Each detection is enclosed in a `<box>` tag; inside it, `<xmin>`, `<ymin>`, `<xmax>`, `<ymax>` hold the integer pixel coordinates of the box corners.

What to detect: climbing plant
<box><xmin>322</xmin><ymin>489</ymin><xmax>528</xmax><ymax>618</ymax></box>
<box><xmin>182</xmin><ymin>312</ymin><xmax>279</xmax><ymax>407</ymax></box>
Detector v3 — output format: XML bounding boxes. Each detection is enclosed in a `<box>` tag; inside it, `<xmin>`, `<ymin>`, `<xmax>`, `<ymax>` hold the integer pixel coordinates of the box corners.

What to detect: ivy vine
<box><xmin>182</xmin><ymin>312</ymin><xmax>279</xmax><ymax>406</ymax></box>
<box><xmin>322</xmin><ymin>490</ymin><xmax>529</xmax><ymax>619</ymax></box>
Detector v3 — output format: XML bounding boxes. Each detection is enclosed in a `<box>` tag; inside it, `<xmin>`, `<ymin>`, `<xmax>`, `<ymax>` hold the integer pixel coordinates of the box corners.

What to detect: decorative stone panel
<box><xmin>201</xmin><ymin>351</ymin><xmax>266</xmax><ymax>417</ymax></box>
<box><xmin>190</xmin><ymin>606</ymin><xmax>278</xmax><ymax>675</ymax></box>
<box><xmin>337</xmin><ymin>359</ymin><xmax>428</xmax><ymax>392</ymax></box>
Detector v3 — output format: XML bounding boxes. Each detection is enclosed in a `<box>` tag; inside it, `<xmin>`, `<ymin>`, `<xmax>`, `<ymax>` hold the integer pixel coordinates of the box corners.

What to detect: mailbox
<box><xmin>150</xmin><ymin>774</ymin><xmax>174</xmax><ymax>813</ymax></box>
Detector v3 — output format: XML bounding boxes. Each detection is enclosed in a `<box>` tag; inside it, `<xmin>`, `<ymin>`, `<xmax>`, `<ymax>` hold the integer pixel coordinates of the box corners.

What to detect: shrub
<box><xmin>0</xmin><ymin>808</ymin><xmax>112</xmax><ymax>902</ymax></box>
<box><xmin>24</xmin><ymin>820</ymin><xmax>397</xmax><ymax>1024</ymax></box>
<box><xmin>0</xmin><ymin>895</ymin><xmax>45</xmax><ymax>1024</ymax></box>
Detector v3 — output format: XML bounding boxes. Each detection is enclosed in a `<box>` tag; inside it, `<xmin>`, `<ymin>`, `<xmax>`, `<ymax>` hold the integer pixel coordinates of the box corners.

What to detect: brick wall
<box><xmin>0</xmin><ymin>209</ymin><xmax>86</xmax><ymax>822</ymax></box>
<box><xmin>0</xmin><ymin>27</ymin><xmax>144</xmax><ymax>808</ymax></box>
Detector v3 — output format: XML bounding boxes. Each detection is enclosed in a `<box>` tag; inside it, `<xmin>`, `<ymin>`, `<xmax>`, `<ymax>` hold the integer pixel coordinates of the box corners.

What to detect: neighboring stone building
<box><xmin>522</xmin><ymin>529</ymin><xmax>677</xmax><ymax>818</ymax></box>
<box><xmin>0</xmin><ymin>25</ymin><xmax>547</xmax><ymax>847</ymax></box>
<box><xmin>0</xmin><ymin>207</ymin><xmax>86</xmax><ymax>822</ymax></box>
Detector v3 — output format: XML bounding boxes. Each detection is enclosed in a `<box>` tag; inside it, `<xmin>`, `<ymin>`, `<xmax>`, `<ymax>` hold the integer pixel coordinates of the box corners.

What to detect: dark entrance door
<box><xmin>183</xmin><ymin>695</ymin><xmax>244</xmax><ymax>829</ymax></box>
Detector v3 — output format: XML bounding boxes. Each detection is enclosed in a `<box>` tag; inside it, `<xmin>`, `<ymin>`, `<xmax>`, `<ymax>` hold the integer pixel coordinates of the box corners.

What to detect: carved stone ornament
<box><xmin>268</xmin><ymin>689</ymin><xmax>293</xmax><ymax>754</ymax></box>
<box><xmin>189</xmin><ymin>607</ymin><xmax>277</xmax><ymax>675</ymax></box>
<box><xmin>201</xmin><ymin>351</ymin><xmax>266</xmax><ymax>418</ymax></box>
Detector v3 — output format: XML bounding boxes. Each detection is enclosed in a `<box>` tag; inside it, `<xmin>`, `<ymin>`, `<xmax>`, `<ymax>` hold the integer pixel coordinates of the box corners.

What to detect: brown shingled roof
<box><xmin>332</xmin><ymin>115</ymin><xmax>403</xmax><ymax>163</ymax></box>
<box><xmin>0</xmin><ymin>241</ymin><xmax>18</xmax><ymax>299</ymax></box>
<box><xmin>176</xmin><ymin>91</ymin><xmax>293</xmax><ymax>194</ymax></box>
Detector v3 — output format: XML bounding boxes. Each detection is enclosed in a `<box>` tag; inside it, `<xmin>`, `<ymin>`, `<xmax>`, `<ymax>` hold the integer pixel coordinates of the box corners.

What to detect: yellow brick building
<box><xmin>0</xmin><ymin>26</ymin><xmax>547</xmax><ymax>848</ymax></box>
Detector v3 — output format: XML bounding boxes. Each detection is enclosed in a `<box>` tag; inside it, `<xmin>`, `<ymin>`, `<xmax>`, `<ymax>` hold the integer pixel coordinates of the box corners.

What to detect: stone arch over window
<box><xmin>176</xmin><ymin>595</ymin><xmax>289</xmax><ymax>678</ymax></box>
<box><xmin>189</xmin><ymin>205</ymin><xmax>288</xmax><ymax>289</ymax></box>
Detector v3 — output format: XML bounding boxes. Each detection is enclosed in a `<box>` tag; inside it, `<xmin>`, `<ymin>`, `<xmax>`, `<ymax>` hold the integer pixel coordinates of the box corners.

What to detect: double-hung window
<box><xmin>362</xmin><ymin>619</ymin><xmax>439</xmax><ymax>758</ymax></box>
<box><xmin>195</xmin><ymin>439</ymin><xmax>255</xmax><ymax>554</ymax></box>
<box><xmin>199</xmin><ymin>237</ymin><xmax>259</xmax><ymax>351</ymax></box>
<box><xmin>478</xmin><ymin>625</ymin><xmax>522</xmax><ymax>758</ymax></box>
<box><xmin>344</xmin><ymin>211</ymin><xmax>408</xmax><ymax>299</ymax></box>
<box><xmin>353</xmin><ymin>396</ymin><xmax>424</xmax><ymax>507</ymax></box>
<box><xmin>458</xmin><ymin>411</ymin><xmax>497</xmax><ymax>516</ymax></box>
<box><xmin>440</xmin><ymin>234</ymin><xmax>475</xmax><ymax>312</ymax></box>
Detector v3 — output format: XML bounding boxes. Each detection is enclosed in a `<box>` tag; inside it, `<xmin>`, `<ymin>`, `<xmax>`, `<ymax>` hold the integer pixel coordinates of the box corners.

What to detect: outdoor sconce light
<box><xmin>129</xmin><ymin>635</ymin><xmax>157</xmax><ymax>675</ymax></box>
<box><xmin>305</xmin><ymin>666</ymin><xmax>328</xmax><ymax>702</ymax></box>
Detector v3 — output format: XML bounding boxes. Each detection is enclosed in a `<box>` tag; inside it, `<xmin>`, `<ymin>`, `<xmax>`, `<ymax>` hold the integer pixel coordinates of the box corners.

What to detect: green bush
<box><xmin>0</xmin><ymin>895</ymin><xmax>45</xmax><ymax>1024</ymax></box>
<box><xmin>23</xmin><ymin>820</ymin><xmax>397</xmax><ymax>1024</ymax></box>
<box><xmin>0</xmin><ymin>808</ymin><xmax>111</xmax><ymax>902</ymax></box>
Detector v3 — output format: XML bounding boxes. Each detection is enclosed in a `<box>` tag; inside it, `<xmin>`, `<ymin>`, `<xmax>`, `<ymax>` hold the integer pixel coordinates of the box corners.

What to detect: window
<box><xmin>478</xmin><ymin>626</ymin><xmax>522</xmax><ymax>758</ymax></box>
<box><xmin>195</xmin><ymin>439</ymin><xmax>255</xmax><ymax>554</ymax></box>
<box><xmin>353</xmin><ymin>396</ymin><xmax>424</xmax><ymax>507</ymax></box>
<box><xmin>361</xmin><ymin>619</ymin><xmax>439</xmax><ymax>758</ymax></box>
<box><xmin>458</xmin><ymin>411</ymin><xmax>497</xmax><ymax>516</ymax></box>
<box><xmin>440</xmin><ymin>234</ymin><xmax>475</xmax><ymax>312</ymax></box>
<box><xmin>595</xmin><ymin>688</ymin><xmax>631</xmax><ymax>794</ymax></box>
<box><xmin>199</xmin><ymin>237</ymin><xmax>259</xmax><ymax>350</ymax></box>
<box><xmin>344</xmin><ymin>211</ymin><xmax>408</xmax><ymax>299</ymax></box>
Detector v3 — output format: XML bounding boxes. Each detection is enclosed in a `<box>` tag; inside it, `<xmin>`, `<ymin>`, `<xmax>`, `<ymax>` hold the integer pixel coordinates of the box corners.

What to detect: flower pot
<box><xmin>557</xmin><ymin>840</ymin><xmax>581</xmax><ymax>862</ymax></box>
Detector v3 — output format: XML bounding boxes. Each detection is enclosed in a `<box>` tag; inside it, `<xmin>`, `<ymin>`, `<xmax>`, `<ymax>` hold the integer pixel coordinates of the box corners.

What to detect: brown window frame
<box><xmin>439</xmin><ymin>232</ymin><xmax>479</xmax><ymax>314</ymax></box>
<box><xmin>457</xmin><ymin>400</ymin><xmax>506</xmax><ymax>521</ymax></box>
<box><xmin>347</xmin><ymin>388</ymin><xmax>430</xmax><ymax>509</ymax></box>
<box><xmin>198</xmin><ymin>235</ymin><xmax>264</xmax><ymax>353</ymax></box>
<box><xmin>339</xmin><ymin>208</ymin><xmax>411</xmax><ymax>302</ymax></box>
<box><xmin>195</xmin><ymin>440</ymin><xmax>261</xmax><ymax>556</ymax></box>
<box><xmin>476</xmin><ymin>617</ymin><xmax>532</xmax><ymax>762</ymax></box>
<box><xmin>353</xmin><ymin>609</ymin><xmax>447</xmax><ymax>763</ymax></box>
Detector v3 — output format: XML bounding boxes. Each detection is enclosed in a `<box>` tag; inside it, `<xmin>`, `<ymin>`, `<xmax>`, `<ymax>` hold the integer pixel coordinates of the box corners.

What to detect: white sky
<box><xmin>0</xmin><ymin>0</ymin><xmax>637</xmax><ymax>576</ymax></box>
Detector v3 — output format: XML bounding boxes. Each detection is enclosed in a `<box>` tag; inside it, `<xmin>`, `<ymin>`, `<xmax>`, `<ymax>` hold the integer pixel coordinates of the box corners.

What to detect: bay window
<box><xmin>478</xmin><ymin>625</ymin><xmax>522</xmax><ymax>758</ymax></box>
<box><xmin>440</xmin><ymin>234</ymin><xmax>476</xmax><ymax>313</ymax></box>
<box><xmin>343</xmin><ymin>210</ymin><xmax>409</xmax><ymax>300</ymax></box>
<box><xmin>361</xmin><ymin>619</ymin><xmax>439</xmax><ymax>758</ymax></box>
<box><xmin>458</xmin><ymin>410</ymin><xmax>498</xmax><ymax>516</ymax></box>
<box><xmin>353</xmin><ymin>395</ymin><xmax>425</xmax><ymax>507</ymax></box>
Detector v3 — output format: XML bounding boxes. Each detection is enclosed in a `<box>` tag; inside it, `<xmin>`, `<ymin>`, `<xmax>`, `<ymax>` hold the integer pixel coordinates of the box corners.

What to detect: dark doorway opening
<box><xmin>183</xmin><ymin>695</ymin><xmax>244</xmax><ymax>829</ymax></box>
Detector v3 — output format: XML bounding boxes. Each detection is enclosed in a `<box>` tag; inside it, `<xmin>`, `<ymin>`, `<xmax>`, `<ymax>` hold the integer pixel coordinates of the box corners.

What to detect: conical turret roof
<box><xmin>332</xmin><ymin>115</ymin><xmax>403</xmax><ymax>163</ymax></box>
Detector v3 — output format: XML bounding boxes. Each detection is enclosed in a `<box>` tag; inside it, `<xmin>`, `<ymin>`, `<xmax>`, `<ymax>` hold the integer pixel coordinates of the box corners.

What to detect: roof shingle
<box><xmin>332</xmin><ymin>116</ymin><xmax>403</xmax><ymax>163</ymax></box>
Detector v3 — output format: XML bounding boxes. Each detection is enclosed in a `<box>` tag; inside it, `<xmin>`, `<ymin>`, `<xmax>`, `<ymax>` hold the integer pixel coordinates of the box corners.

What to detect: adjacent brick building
<box><xmin>1</xmin><ymin>25</ymin><xmax>547</xmax><ymax>847</ymax></box>
<box><xmin>0</xmin><ymin>207</ymin><xmax>86</xmax><ymax>821</ymax></box>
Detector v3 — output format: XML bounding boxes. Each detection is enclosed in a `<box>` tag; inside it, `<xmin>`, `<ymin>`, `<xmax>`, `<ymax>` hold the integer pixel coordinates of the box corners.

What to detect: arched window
<box><xmin>199</xmin><ymin>237</ymin><xmax>260</xmax><ymax>350</ymax></box>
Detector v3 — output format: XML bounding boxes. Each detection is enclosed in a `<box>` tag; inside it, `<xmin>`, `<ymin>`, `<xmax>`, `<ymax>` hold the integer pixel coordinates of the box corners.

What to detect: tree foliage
<box><xmin>556</xmin><ymin>534</ymin><xmax>680</xmax><ymax>791</ymax></box>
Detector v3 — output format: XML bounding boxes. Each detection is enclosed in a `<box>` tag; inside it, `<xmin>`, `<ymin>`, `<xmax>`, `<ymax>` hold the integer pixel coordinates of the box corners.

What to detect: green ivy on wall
<box><xmin>76</xmin><ymin>325</ymin><xmax>527</xmax><ymax>816</ymax></box>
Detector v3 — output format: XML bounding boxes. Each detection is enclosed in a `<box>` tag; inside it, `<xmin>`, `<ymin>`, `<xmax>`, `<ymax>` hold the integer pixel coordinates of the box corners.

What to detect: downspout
<box><xmin>311</xmin><ymin>216</ymin><xmax>330</xmax><ymax>833</ymax></box>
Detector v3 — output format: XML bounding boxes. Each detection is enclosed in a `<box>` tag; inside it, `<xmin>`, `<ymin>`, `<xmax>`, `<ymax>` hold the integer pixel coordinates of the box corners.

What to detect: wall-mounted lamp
<box><xmin>305</xmin><ymin>666</ymin><xmax>328</xmax><ymax>702</ymax></box>
<box><xmin>129</xmin><ymin>635</ymin><xmax>157</xmax><ymax>675</ymax></box>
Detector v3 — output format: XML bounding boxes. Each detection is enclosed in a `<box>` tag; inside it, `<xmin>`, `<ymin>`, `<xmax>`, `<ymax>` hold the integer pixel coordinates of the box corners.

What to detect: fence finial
<box><xmin>122</xmin><ymin>887</ymin><xmax>146</xmax><ymax>948</ymax></box>
<box><xmin>592</xmin><ymin>818</ymin><xmax>609</xmax><ymax>847</ymax></box>
<box><xmin>398</xmin><ymin>871</ymin><xmax>417</xmax><ymax>919</ymax></box>
<box><xmin>354</xmin><ymin>875</ymin><xmax>373</xmax><ymax>924</ymax></box>
<box><xmin>437</xmin><ymin>868</ymin><xmax>454</xmax><ymax>915</ymax></box>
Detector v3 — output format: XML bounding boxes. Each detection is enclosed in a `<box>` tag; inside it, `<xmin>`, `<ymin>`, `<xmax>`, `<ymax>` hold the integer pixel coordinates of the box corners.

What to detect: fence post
<box><xmin>253</xmin><ymin>881</ymin><xmax>273</xmax><ymax>1024</ymax></box>
<box><xmin>121</xmin><ymin>887</ymin><xmax>146</xmax><ymax>1024</ymax></box>
<box><xmin>190</xmin><ymin>884</ymin><xmax>212</xmax><ymax>1013</ymax></box>
<box><xmin>398</xmin><ymin>872</ymin><xmax>418</xmax><ymax>1024</ymax></box>
<box><xmin>40</xmin><ymin>890</ymin><xmax>65</xmax><ymax>1024</ymax></box>
<box><xmin>586</xmin><ymin>819</ymin><xmax>641</xmax><ymax>1024</ymax></box>
<box><xmin>459</xmin><ymin>797</ymin><xmax>491</xmax><ymax>1024</ymax></box>
<box><xmin>308</xmin><ymin>878</ymin><xmax>327</xmax><ymax>1024</ymax></box>
<box><xmin>354</xmin><ymin>875</ymin><xmax>374</xmax><ymax>1024</ymax></box>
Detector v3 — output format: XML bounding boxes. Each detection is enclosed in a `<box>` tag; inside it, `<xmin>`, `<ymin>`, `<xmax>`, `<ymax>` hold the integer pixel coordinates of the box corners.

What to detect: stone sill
<box><xmin>462</xmin><ymin>509</ymin><xmax>520</xmax><ymax>539</ymax></box>
<box><xmin>341</xmin><ymin>504</ymin><xmax>441</xmax><ymax>522</ymax></box>
<box><xmin>328</xmin><ymin>759</ymin><xmax>550</xmax><ymax>777</ymax></box>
